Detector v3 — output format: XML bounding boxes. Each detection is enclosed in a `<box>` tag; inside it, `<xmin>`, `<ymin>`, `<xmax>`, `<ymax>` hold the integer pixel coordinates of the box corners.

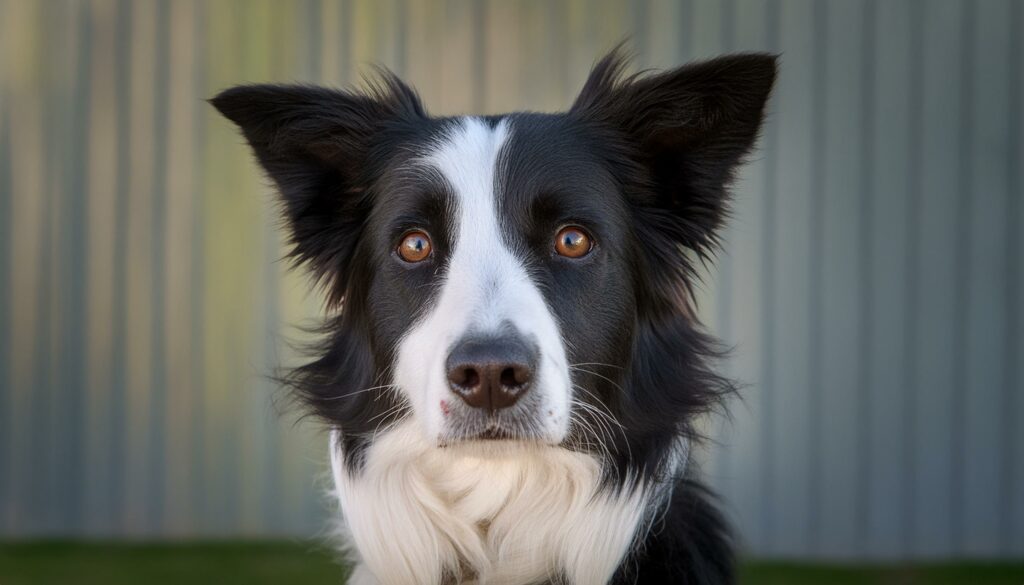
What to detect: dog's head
<box><xmin>212</xmin><ymin>51</ymin><xmax>776</xmax><ymax>473</ymax></box>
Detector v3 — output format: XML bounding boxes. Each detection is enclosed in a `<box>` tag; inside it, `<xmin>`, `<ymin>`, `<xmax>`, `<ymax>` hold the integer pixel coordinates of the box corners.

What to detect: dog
<box><xmin>212</xmin><ymin>48</ymin><xmax>776</xmax><ymax>585</ymax></box>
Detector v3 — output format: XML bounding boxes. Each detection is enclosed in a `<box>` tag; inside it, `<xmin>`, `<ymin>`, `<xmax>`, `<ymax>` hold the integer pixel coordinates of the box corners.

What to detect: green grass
<box><xmin>737</xmin><ymin>562</ymin><xmax>1024</xmax><ymax>585</ymax></box>
<box><xmin>0</xmin><ymin>541</ymin><xmax>346</xmax><ymax>585</ymax></box>
<box><xmin>0</xmin><ymin>542</ymin><xmax>1021</xmax><ymax>584</ymax></box>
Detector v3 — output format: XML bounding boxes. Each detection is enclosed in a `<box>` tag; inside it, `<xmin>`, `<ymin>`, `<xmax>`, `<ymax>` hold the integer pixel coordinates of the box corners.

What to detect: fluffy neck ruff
<box><xmin>330</xmin><ymin>423</ymin><xmax>679</xmax><ymax>585</ymax></box>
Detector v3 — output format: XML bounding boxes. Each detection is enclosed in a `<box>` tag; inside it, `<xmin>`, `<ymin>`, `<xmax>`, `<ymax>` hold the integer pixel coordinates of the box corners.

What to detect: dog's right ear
<box><xmin>210</xmin><ymin>77</ymin><xmax>425</xmax><ymax>301</ymax></box>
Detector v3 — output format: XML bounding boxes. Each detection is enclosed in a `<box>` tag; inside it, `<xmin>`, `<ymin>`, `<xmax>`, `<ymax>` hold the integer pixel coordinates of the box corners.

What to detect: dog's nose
<box><xmin>445</xmin><ymin>333</ymin><xmax>538</xmax><ymax>413</ymax></box>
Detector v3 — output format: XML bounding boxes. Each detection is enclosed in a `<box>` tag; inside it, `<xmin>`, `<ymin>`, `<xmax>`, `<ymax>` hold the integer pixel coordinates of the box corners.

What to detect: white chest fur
<box><xmin>330</xmin><ymin>424</ymin><xmax>652</xmax><ymax>585</ymax></box>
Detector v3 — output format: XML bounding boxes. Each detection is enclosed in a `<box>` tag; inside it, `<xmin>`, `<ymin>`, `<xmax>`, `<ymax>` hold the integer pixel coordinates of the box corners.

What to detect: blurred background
<box><xmin>0</xmin><ymin>0</ymin><xmax>1022</xmax><ymax>580</ymax></box>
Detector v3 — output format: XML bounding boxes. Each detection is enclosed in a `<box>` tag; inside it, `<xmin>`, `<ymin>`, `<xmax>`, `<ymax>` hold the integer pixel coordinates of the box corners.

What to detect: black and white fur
<box><xmin>213</xmin><ymin>50</ymin><xmax>777</xmax><ymax>585</ymax></box>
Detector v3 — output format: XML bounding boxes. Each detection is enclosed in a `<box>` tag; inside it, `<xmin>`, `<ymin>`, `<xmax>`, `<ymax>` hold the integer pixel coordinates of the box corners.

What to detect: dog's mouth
<box><xmin>434</xmin><ymin>367</ymin><xmax>567</xmax><ymax>445</ymax></box>
<box><xmin>473</xmin><ymin>427</ymin><xmax>516</xmax><ymax>440</ymax></box>
<box><xmin>441</xmin><ymin>428</ymin><xmax>537</xmax><ymax>444</ymax></box>
<box><xmin>439</xmin><ymin>430</ymin><xmax>518</xmax><ymax>446</ymax></box>
<box><xmin>438</xmin><ymin>414</ymin><xmax>552</xmax><ymax>446</ymax></box>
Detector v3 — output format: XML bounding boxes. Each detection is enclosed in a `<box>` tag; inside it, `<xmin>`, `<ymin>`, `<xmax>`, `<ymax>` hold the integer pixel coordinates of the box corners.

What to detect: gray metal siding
<box><xmin>0</xmin><ymin>0</ymin><xmax>1020</xmax><ymax>559</ymax></box>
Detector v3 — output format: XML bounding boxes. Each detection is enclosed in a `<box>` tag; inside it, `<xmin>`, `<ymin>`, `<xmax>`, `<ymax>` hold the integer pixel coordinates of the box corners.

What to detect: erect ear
<box><xmin>210</xmin><ymin>75</ymin><xmax>425</xmax><ymax>302</ymax></box>
<box><xmin>571</xmin><ymin>50</ymin><xmax>777</xmax><ymax>257</ymax></box>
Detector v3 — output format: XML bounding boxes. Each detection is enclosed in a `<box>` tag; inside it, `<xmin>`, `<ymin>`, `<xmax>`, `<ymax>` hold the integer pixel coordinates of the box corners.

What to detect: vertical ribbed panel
<box><xmin>0</xmin><ymin>0</ymin><xmax>1020</xmax><ymax>559</ymax></box>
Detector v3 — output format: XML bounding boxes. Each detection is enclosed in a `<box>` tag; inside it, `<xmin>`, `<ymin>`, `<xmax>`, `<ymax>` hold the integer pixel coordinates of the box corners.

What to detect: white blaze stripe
<box><xmin>394</xmin><ymin>117</ymin><xmax>570</xmax><ymax>442</ymax></box>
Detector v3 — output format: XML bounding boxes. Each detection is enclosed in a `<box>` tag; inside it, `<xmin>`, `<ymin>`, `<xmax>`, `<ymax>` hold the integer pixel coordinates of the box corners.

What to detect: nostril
<box><xmin>449</xmin><ymin>366</ymin><xmax>481</xmax><ymax>389</ymax></box>
<box><xmin>463</xmin><ymin>367</ymin><xmax>480</xmax><ymax>388</ymax></box>
<box><xmin>500</xmin><ymin>365</ymin><xmax>531</xmax><ymax>388</ymax></box>
<box><xmin>500</xmin><ymin>367</ymin><xmax>517</xmax><ymax>388</ymax></box>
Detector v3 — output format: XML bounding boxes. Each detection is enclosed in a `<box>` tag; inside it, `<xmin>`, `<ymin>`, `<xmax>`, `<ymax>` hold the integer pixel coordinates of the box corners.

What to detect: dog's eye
<box><xmin>554</xmin><ymin>226</ymin><xmax>593</xmax><ymax>259</ymax></box>
<box><xmin>397</xmin><ymin>230</ymin><xmax>432</xmax><ymax>263</ymax></box>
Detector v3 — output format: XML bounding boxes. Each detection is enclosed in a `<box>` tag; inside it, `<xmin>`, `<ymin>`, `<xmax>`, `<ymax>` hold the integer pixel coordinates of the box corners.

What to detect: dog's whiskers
<box><xmin>569</xmin><ymin>362</ymin><xmax>624</xmax><ymax>371</ymax></box>
<box><xmin>569</xmin><ymin>365</ymin><xmax>626</xmax><ymax>394</ymax></box>
<box><xmin>569</xmin><ymin>396</ymin><xmax>620</xmax><ymax>460</ymax></box>
<box><xmin>322</xmin><ymin>383</ymin><xmax>400</xmax><ymax>401</ymax></box>
<box><xmin>366</xmin><ymin>400</ymin><xmax>411</xmax><ymax>441</ymax></box>
<box><xmin>571</xmin><ymin>384</ymin><xmax>633</xmax><ymax>463</ymax></box>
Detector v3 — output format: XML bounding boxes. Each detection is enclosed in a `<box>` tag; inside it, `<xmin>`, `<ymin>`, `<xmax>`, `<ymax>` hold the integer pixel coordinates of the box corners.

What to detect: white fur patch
<box><xmin>393</xmin><ymin>117</ymin><xmax>571</xmax><ymax>443</ymax></box>
<box><xmin>331</xmin><ymin>426</ymin><xmax>652</xmax><ymax>585</ymax></box>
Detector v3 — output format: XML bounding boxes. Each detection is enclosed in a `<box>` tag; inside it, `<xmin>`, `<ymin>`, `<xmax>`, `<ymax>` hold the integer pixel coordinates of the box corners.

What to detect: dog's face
<box><xmin>213</xmin><ymin>52</ymin><xmax>775</xmax><ymax>467</ymax></box>
<box><xmin>379</xmin><ymin>114</ymin><xmax>642</xmax><ymax>445</ymax></box>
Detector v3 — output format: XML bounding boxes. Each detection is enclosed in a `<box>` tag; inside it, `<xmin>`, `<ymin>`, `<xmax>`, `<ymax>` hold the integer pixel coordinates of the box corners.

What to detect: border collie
<box><xmin>213</xmin><ymin>49</ymin><xmax>776</xmax><ymax>585</ymax></box>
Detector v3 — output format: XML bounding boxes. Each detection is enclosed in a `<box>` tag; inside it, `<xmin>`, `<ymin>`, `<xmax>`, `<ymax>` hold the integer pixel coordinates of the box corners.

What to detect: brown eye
<box><xmin>398</xmin><ymin>230</ymin><xmax>432</xmax><ymax>263</ymax></box>
<box><xmin>554</xmin><ymin>226</ymin><xmax>593</xmax><ymax>259</ymax></box>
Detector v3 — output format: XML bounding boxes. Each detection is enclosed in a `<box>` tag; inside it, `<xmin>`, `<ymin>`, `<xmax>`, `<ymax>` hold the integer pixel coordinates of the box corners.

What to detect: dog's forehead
<box><xmin>402</xmin><ymin>114</ymin><xmax>624</xmax><ymax>210</ymax></box>
<box><xmin>367</xmin><ymin>114</ymin><xmax>631</xmax><ymax>248</ymax></box>
<box><xmin>496</xmin><ymin>113</ymin><xmax>625</xmax><ymax>209</ymax></box>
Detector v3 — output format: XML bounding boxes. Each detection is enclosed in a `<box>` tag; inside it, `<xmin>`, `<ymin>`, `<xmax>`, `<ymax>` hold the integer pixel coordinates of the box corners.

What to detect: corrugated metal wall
<box><xmin>0</xmin><ymin>0</ymin><xmax>1021</xmax><ymax>560</ymax></box>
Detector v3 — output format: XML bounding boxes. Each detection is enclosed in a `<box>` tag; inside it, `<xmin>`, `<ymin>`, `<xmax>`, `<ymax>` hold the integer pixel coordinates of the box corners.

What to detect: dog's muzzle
<box><xmin>441</xmin><ymin>329</ymin><xmax>547</xmax><ymax>441</ymax></box>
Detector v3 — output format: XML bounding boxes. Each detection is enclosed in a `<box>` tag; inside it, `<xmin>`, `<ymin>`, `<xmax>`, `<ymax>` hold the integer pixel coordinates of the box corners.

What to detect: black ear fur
<box><xmin>210</xmin><ymin>75</ymin><xmax>425</xmax><ymax>303</ymax></box>
<box><xmin>572</xmin><ymin>50</ymin><xmax>777</xmax><ymax>257</ymax></box>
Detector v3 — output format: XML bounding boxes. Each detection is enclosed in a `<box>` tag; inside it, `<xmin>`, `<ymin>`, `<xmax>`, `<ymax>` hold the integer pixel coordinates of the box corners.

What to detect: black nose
<box><xmin>445</xmin><ymin>333</ymin><xmax>538</xmax><ymax>413</ymax></box>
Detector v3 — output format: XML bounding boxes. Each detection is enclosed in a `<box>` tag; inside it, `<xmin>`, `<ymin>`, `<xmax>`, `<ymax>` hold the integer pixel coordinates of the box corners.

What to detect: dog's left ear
<box><xmin>572</xmin><ymin>51</ymin><xmax>777</xmax><ymax>255</ymax></box>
